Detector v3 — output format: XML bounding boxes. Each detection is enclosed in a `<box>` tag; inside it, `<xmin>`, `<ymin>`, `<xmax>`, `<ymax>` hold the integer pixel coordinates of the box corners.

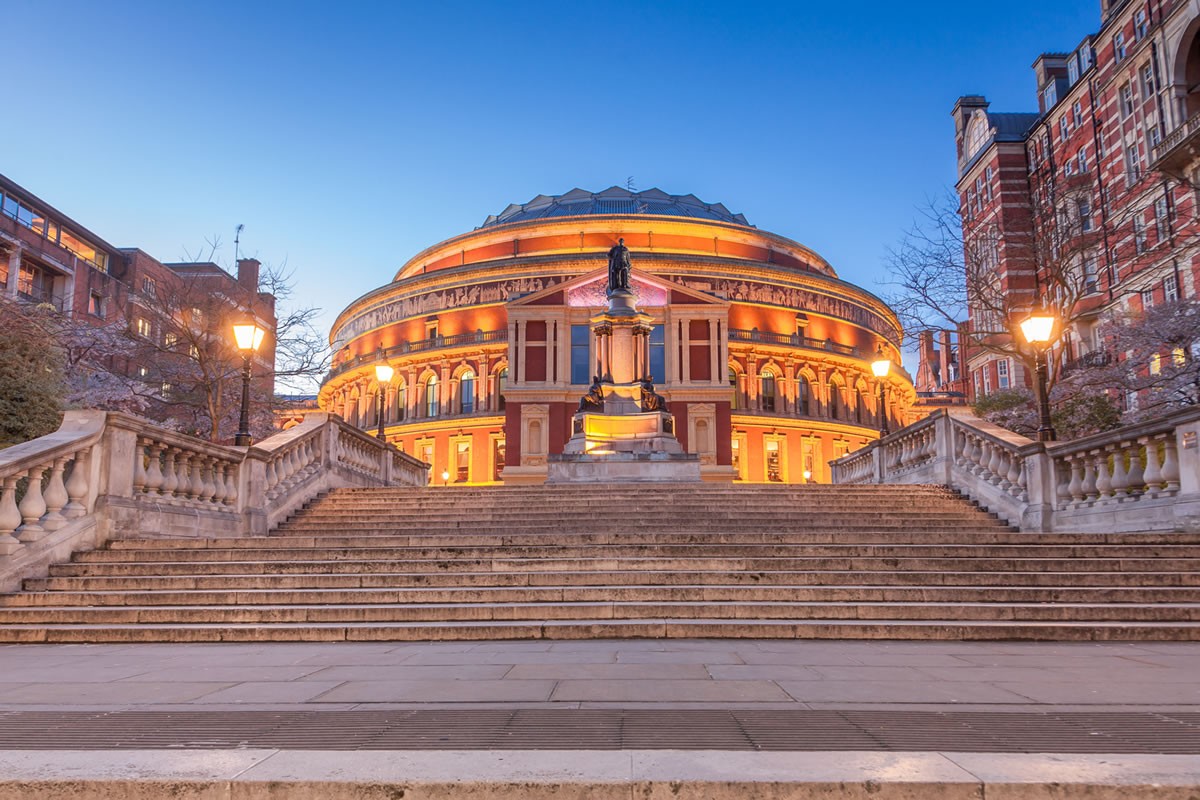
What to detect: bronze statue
<box><xmin>640</xmin><ymin>378</ymin><xmax>666</xmax><ymax>412</ymax></box>
<box><xmin>607</xmin><ymin>238</ymin><xmax>631</xmax><ymax>293</ymax></box>
<box><xmin>577</xmin><ymin>375</ymin><xmax>605</xmax><ymax>412</ymax></box>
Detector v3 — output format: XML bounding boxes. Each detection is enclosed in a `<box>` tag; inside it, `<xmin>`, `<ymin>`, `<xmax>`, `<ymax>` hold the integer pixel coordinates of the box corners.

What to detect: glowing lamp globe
<box><xmin>1019</xmin><ymin>312</ymin><xmax>1056</xmax><ymax>345</ymax></box>
<box><xmin>375</xmin><ymin>364</ymin><xmax>395</xmax><ymax>383</ymax></box>
<box><xmin>232</xmin><ymin>321</ymin><xmax>266</xmax><ymax>352</ymax></box>
<box><xmin>871</xmin><ymin>357</ymin><xmax>891</xmax><ymax>378</ymax></box>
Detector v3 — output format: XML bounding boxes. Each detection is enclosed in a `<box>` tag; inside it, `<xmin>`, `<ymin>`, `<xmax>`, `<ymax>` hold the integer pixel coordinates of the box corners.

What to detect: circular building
<box><xmin>319</xmin><ymin>187</ymin><xmax>913</xmax><ymax>484</ymax></box>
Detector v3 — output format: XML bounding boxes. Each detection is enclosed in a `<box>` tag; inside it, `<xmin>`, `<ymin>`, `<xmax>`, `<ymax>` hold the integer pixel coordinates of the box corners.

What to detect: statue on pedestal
<box><xmin>577</xmin><ymin>375</ymin><xmax>605</xmax><ymax>412</ymax></box>
<box><xmin>607</xmin><ymin>238</ymin><xmax>631</xmax><ymax>293</ymax></box>
<box><xmin>640</xmin><ymin>378</ymin><xmax>666</xmax><ymax>413</ymax></box>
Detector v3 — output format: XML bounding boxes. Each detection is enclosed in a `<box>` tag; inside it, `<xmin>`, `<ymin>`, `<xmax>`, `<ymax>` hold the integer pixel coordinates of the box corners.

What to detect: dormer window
<box><xmin>965</xmin><ymin>112</ymin><xmax>990</xmax><ymax>159</ymax></box>
<box><xmin>1043</xmin><ymin>82</ymin><xmax>1058</xmax><ymax>109</ymax></box>
<box><xmin>1068</xmin><ymin>57</ymin><xmax>1079</xmax><ymax>84</ymax></box>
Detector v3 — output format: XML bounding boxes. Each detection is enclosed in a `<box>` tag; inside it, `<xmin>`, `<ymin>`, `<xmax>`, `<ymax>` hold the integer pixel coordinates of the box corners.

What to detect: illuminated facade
<box><xmin>319</xmin><ymin>188</ymin><xmax>914</xmax><ymax>484</ymax></box>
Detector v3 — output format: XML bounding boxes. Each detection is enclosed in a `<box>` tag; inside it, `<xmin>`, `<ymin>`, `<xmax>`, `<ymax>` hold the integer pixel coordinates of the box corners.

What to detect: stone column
<box><xmin>681</xmin><ymin>318</ymin><xmax>691</xmax><ymax>383</ymax></box>
<box><xmin>709</xmin><ymin>319</ymin><xmax>719</xmax><ymax>386</ymax></box>
<box><xmin>5</xmin><ymin>247</ymin><xmax>20</xmax><ymax>298</ymax></box>
<box><xmin>516</xmin><ymin>321</ymin><xmax>526</xmax><ymax>384</ymax></box>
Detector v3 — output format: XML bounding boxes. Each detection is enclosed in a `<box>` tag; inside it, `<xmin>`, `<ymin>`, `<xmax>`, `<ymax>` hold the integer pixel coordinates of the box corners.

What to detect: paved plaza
<box><xmin>1</xmin><ymin>639</ymin><xmax>1198</xmax><ymax>797</ymax></box>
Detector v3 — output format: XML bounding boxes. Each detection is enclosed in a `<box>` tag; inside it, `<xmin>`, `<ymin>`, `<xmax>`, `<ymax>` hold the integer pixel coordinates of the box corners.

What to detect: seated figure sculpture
<box><xmin>640</xmin><ymin>378</ymin><xmax>667</xmax><ymax>413</ymax></box>
<box><xmin>577</xmin><ymin>375</ymin><xmax>605</xmax><ymax>412</ymax></box>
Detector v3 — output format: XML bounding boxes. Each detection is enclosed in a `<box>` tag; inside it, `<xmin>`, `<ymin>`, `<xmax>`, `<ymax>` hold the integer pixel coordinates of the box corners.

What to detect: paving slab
<box><xmin>316</xmin><ymin>679</ymin><xmax>558</xmax><ymax>703</ymax></box>
<box><xmin>551</xmin><ymin>678</ymin><xmax>791</xmax><ymax>703</ymax></box>
<box><xmin>777</xmin><ymin>679</ymin><xmax>1037</xmax><ymax>704</ymax></box>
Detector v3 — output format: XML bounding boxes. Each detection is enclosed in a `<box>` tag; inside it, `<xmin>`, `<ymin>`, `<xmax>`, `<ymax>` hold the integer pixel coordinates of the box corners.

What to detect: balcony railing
<box><xmin>327</xmin><ymin>329</ymin><xmax>508</xmax><ymax>382</ymax></box>
<box><xmin>1150</xmin><ymin>112</ymin><xmax>1200</xmax><ymax>173</ymax></box>
<box><xmin>1060</xmin><ymin>350</ymin><xmax>1112</xmax><ymax>378</ymax></box>
<box><xmin>728</xmin><ymin>328</ymin><xmax>859</xmax><ymax>356</ymax></box>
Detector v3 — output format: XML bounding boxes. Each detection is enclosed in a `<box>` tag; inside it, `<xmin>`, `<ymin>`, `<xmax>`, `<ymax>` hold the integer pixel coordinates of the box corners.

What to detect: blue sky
<box><xmin>4</xmin><ymin>0</ymin><xmax>1099</xmax><ymax>373</ymax></box>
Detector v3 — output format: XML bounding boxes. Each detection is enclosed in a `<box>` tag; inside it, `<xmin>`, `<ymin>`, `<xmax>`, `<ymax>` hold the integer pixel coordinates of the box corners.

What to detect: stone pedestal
<box><xmin>548</xmin><ymin>284</ymin><xmax>700</xmax><ymax>483</ymax></box>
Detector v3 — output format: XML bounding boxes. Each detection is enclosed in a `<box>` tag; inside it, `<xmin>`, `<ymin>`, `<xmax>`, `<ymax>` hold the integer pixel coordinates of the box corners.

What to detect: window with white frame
<box><xmin>1079</xmin><ymin>198</ymin><xmax>1092</xmax><ymax>232</ymax></box>
<box><xmin>1148</xmin><ymin>124</ymin><xmax>1162</xmax><ymax>151</ymax></box>
<box><xmin>1080</xmin><ymin>44</ymin><xmax>1093</xmax><ymax>69</ymax></box>
<box><xmin>997</xmin><ymin>358</ymin><xmax>1010</xmax><ymax>389</ymax></box>
<box><xmin>1127</xmin><ymin>143</ymin><xmax>1142</xmax><ymax>180</ymax></box>
<box><xmin>1155</xmin><ymin>197</ymin><xmax>1170</xmax><ymax>240</ymax></box>
<box><xmin>1083</xmin><ymin>255</ymin><xmax>1099</xmax><ymax>293</ymax></box>
<box><xmin>1134</xmin><ymin>9</ymin><xmax>1148</xmax><ymax>39</ymax></box>
<box><xmin>1134</xmin><ymin>215</ymin><xmax>1147</xmax><ymax>253</ymax></box>
<box><xmin>1141</xmin><ymin>63</ymin><xmax>1156</xmax><ymax>97</ymax></box>
<box><xmin>982</xmin><ymin>366</ymin><xmax>992</xmax><ymax>394</ymax></box>
<box><xmin>1165</xmin><ymin>274</ymin><xmax>1180</xmax><ymax>302</ymax></box>
<box><xmin>1141</xmin><ymin>288</ymin><xmax>1155</xmax><ymax>308</ymax></box>
<box><xmin>1119</xmin><ymin>83</ymin><xmax>1135</xmax><ymax>117</ymax></box>
<box><xmin>1068</xmin><ymin>57</ymin><xmax>1080</xmax><ymax>84</ymax></box>
<box><xmin>1114</xmin><ymin>31</ymin><xmax>1127</xmax><ymax>62</ymax></box>
<box><xmin>973</xmin><ymin>370</ymin><xmax>983</xmax><ymax>398</ymax></box>
<box><xmin>134</xmin><ymin>318</ymin><xmax>151</xmax><ymax>338</ymax></box>
<box><xmin>1078</xmin><ymin>147</ymin><xmax>1088</xmax><ymax>172</ymax></box>
<box><xmin>1073</xmin><ymin>100</ymin><xmax>1083</xmax><ymax>127</ymax></box>
<box><xmin>985</xmin><ymin>166</ymin><xmax>994</xmax><ymax>200</ymax></box>
<box><xmin>1060</xmin><ymin>116</ymin><xmax>1070</xmax><ymax>142</ymax></box>
<box><xmin>1043</xmin><ymin>83</ymin><xmax>1057</xmax><ymax>109</ymax></box>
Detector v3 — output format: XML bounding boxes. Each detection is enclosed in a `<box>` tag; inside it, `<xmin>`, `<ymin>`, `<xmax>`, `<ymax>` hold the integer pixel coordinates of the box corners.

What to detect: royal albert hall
<box><xmin>318</xmin><ymin>187</ymin><xmax>915</xmax><ymax>485</ymax></box>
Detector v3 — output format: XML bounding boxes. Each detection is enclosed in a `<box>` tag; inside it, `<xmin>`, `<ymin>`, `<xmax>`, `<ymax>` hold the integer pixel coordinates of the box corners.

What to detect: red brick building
<box><xmin>0</xmin><ymin>173</ymin><xmax>277</xmax><ymax>436</ymax></box>
<box><xmin>949</xmin><ymin>0</ymin><xmax>1200</xmax><ymax>407</ymax></box>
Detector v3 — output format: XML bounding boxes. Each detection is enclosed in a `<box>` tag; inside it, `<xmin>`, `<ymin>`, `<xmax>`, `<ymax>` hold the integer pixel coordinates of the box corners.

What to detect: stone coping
<box><xmin>0</xmin><ymin>750</ymin><xmax>1198</xmax><ymax>799</ymax></box>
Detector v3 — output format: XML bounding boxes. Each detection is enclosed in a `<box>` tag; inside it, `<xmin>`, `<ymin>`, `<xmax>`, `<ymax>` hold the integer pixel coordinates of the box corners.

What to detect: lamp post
<box><xmin>870</xmin><ymin>347</ymin><xmax>892</xmax><ymax>438</ymax></box>
<box><xmin>441</xmin><ymin>469</ymin><xmax>450</xmax><ymax>487</ymax></box>
<box><xmin>1019</xmin><ymin>308</ymin><xmax>1058</xmax><ymax>442</ymax></box>
<box><xmin>374</xmin><ymin>362</ymin><xmax>394</xmax><ymax>440</ymax></box>
<box><xmin>231</xmin><ymin>319</ymin><xmax>266</xmax><ymax>447</ymax></box>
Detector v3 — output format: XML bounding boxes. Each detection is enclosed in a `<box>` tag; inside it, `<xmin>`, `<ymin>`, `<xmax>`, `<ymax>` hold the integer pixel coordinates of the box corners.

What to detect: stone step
<box><xmin>2</xmin><ymin>618</ymin><xmax>1198</xmax><ymax>644</ymax></box>
<box><xmin>3</xmin><ymin>600</ymin><xmax>1199</xmax><ymax>625</ymax></box>
<box><xmin>25</xmin><ymin>569</ymin><xmax>1200</xmax><ymax>592</ymax></box>
<box><xmin>5</xmin><ymin>584</ymin><xmax>1197</xmax><ymax>607</ymax></box>
<box><xmin>47</xmin><ymin>555</ymin><xmax>1200</xmax><ymax>577</ymax></box>
<box><xmin>107</xmin><ymin>531</ymin><xmax>1200</xmax><ymax>548</ymax></box>
<box><xmin>74</xmin><ymin>543</ymin><xmax>1200</xmax><ymax>563</ymax></box>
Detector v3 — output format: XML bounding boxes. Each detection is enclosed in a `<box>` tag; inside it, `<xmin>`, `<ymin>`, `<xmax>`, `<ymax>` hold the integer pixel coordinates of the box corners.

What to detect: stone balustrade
<box><xmin>832</xmin><ymin>407</ymin><xmax>1200</xmax><ymax>533</ymax></box>
<box><xmin>0</xmin><ymin>411</ymin><xmax>428</xmax><ymax>592</ymax></box>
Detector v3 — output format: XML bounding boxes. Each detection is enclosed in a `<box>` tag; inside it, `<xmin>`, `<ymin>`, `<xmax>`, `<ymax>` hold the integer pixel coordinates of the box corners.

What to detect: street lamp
<box><xmin>374</xmin><ymin>362</ymin><xmax>394</xmax><ymax>440</ymax></box>
<box><xmin>232</xmin><ymin>319</ymin><xmax>266</xmax><ymax>447</ymax></box>
<box><xmin>871</xmin><ymin>346</ymin><xmax>892</xmax><ymax>438</ymax></box>
<box><xmin>1019</xmin><ymin>307</ymin><xmax>1058</xmax><ymax>442</ymax></box>
<box><xmin>441</xmin><ymin>469</ymin><xmax>450</xmax><ymax>487</ymax></box>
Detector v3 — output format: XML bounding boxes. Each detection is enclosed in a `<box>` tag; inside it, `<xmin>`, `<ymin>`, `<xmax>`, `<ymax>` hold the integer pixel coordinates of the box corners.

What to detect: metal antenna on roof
<box><xmin>625</xmin><ymin>176</ymin><xmax>635</xmax><ymax>191</ymax></box>
<box><xmin>234</xmin><ymin>223</ymin><xmax>244</xmax><ymax>267</ymax></box>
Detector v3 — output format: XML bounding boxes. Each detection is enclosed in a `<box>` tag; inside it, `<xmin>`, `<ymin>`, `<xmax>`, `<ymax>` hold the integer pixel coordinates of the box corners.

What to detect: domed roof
<box><xmin>481</xmin><ymin>187</ymin><xmax>752</xmax><ymax>228</ymax></box>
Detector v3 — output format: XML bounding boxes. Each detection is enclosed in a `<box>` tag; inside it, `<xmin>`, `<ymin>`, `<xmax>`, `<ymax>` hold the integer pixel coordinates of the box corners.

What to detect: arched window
<box><xmin>855</xmin><ymin>388</ymin><xmax>865</xmax><ymax>424</ymax></box>
<box><xmin>829</xmin><ymin>383</ymin><xmax>840</xmax><ymax>419</ymax></box>
<box><xmin>496</xmin><ymin>368</ymin><xmax>508</xmax><ymax>411</ymax></box>
<box><xmin>760</xmin><ymin>371</ymin><xmax>776</xmax><ymax>412</ymax></box>
<box><xmin>425</xmin><ymin>374</ymin><xmax>439</xmax><ymax>418</ymax></box>
<box><xmin>395</xmin><ymin>383</ymin><xmax>406</xmax><ymax>422</ymax></box>
<box><xmin>729</xmin><ymin>367</ymin><xmax>740</xmax><ymax>410</ymax></box>
<box><xmin>797</xmin><ymin>376</ymin><xmax>811</xmax><ymax>416</ymax></box>
<box><xmin>459</xmin><ymin>371</ymin><xmax>475</xmax><ymax>414</ymax></box>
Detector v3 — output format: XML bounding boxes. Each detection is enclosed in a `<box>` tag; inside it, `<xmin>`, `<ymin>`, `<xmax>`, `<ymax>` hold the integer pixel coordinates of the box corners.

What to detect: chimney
<box><xmin>237</xmin><ymin>258</ymin><xmax>260</xmax><ymax>291</ymax></box>
<box><xmin>938</xmin><ymin>330</ymin><xmax>953</xmax><ymax>388</ymax></box>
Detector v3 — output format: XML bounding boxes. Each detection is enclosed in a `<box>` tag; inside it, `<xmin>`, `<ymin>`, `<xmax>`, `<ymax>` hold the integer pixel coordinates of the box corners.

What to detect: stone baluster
<box><xmin>954</xmin><ymin>428</ymin><xmax>967</xmax><ymax>465</ymax></box>
<box><xmin>1094</xmin><ymin>449</ymin><xmax>1112</xmax><ymax>499</ymax></box>
<box><xmin>133</xmin><ymin>439</ymin><xmax>149</xmax><ymax>492</ymax></box>
<box><xmin>1067</xmin><ymin>456</ymin><xmax>1084</xmax><ymax>504</ymax></box>
<box><xmin>189</xmin><ymin>455</ymin><xmax>205</xmax><ymax>502</ymax></box>
<box><xmin>17</xmin><ymin>465</ymin><xmax>48</xmax><ymax>542</ymax></box>
<box><xmin>1006</xmin><ymin>450</ymin><xmax>1022</xmax><ymax>490</ymax></box>
<box><xmin>987</xmin><ymin>442</ymin><xmax>1005</xmax><ymax>485</ymax></box>
<box><xmin>209</xmin><ymin>460</ymin><xmax>227</xmax><ymax>506</ymax></box>
<box><xmin>198</xmin><ymin>458</ymin><xmax>217</xmax><ymax>505</ymax></box>
<box><xmin>144</xmin><ymin>443</ymin><xmax>165</xmax><ymax>495</ymax></box>
<box><xmin>161</xmin><ymin>448</ymin><xmax>179</xmax><ymax>498</ymax></box>
<box><xmin>224</xmin><ymin>462</ymin><xmax>239</xmax><ymax>506</ymax></box>
<box><xmin>1110</xmin><ymin>444</ymin><xmax>1130</xmax><ymax>498</ymax></box>
<box><xmin>1161</xmin><ymin>436</ymin><xmax>1181</xmax><ymax>492</ymax></box>
<box><xmin>174</xmin><ymin>453</ymin><xmax>193</xmax><ymax>499</ymax></box>
<box><xmin>41</xmin><ymin>456</ymin><xmax>69</xmax><ymax>532</ymax></box>
<box><xmin>1055</xmin><ymin>458</ymin><xmax>1072</xmax><ymax>508</ymax></box>
<box><xmin>63</xmin><ymin>448</ymin><xmax>90</xmax><ymax>519</ymax></box>
<box><xmin>1080</xmin><ymin>454</ymin><xmax>1098</xmax><ymax>502</ymax></box>
<box><xmin>1125</xmin><ymin>443</ymin><xmax>1145</xmax><ymax>495</ymax></box>
<box><xmin>0</xmin><ymin>476</ymin><xmax>23</xmax><ymax>554</ymax></box>
<box><xmin>265</xmin><ymin>456</ymin><xmax>279</xmax><ymax>496</ymax></box>
<box><xmin>1141</xmin><ymin>436</ymin><xmax>1163</xmax><ymax>495</ymax></box>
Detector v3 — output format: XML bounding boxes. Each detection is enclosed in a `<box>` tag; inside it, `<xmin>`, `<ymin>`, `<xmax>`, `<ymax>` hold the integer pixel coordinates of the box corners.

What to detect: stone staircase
<box><xmin>1</xmin><ymin>483</ymin><xmax>1199</xmax><ymax>642</ymax></box>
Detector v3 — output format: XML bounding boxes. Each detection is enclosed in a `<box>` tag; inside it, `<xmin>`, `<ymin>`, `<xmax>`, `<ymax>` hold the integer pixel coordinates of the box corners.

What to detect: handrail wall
<box><xmin>0</xmin><ymin>411</ymin><xmax>428</xmax><ymax>592</ymax></box>
<box><xmin>831</xmin><ymin>407</ymin><xmax>1200</xmax><ymax>533</ymax></box>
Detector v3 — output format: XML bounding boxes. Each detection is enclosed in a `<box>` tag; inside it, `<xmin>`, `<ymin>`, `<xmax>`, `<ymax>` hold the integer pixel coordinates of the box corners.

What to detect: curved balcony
<box><xmin>327</xmin><ymin>329</ymin><xmax>508</xmax><ymax>383</ymax></box>
<box><xmin>727</xmin><ymin>328</ymin><xmax>913</xmax><ymax>382</ymax></box>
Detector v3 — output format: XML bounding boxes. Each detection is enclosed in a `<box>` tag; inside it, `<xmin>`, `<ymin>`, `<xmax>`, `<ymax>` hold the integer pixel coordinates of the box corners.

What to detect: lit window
<box><xmin>425</xmin><ymin>375</ymin><xmax>439</xmax><ymax>418</ymax></box>
<box><xmin>455</xmin><ymin>441</ymin><xmax>470</xmax><ymax>483</ymax></box>
<box><xmin>760</xmin><ymin>371</ymin><xmax>776</xmax><ymax>412</ymax></box>
<box><xmin>164</xmin><ymin>332</ymin><xmax>178</xmax><ymax>348</ymax></box>
<box><xmin>188</xmin><ymin>344</ymin><xmax>199</xmax><ymax>359</ymax></box>
<box><xmin>459</xmin><ymin>371</ymin><xmax>475</xmax><ymax>414</ymax></box>
<box><xmin>765</xmin><ymin>439</ymin><xmax>783</xmax><ymax>483</ymax></box>
<box><xmin>1173</xmin><ymin>347</ymin><xmax>1187</xmax><ymax>367</ymax></box>
<box><xmin>137</xmin><ymin>366</ymin><xmax>149</xmax><ymax>379</ymax></box>
<box><xmin>88</xmin><ymin>292</ymin><xmax>104</xmax><ymax>317</ymax></box>
<box><xmin>1150</xmin><ymin>353</ymin><xmax>1162</xmax><ymax>375</ymax></box>
<box><xmin>160</xmin><ymin>382</ymin><xmax>171</xmax><ymax>398</ymax></box>
<box><xmin>135</xmin><ymin>318</ymin><xmax>151</xmax><ymax>338</ymax></box>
